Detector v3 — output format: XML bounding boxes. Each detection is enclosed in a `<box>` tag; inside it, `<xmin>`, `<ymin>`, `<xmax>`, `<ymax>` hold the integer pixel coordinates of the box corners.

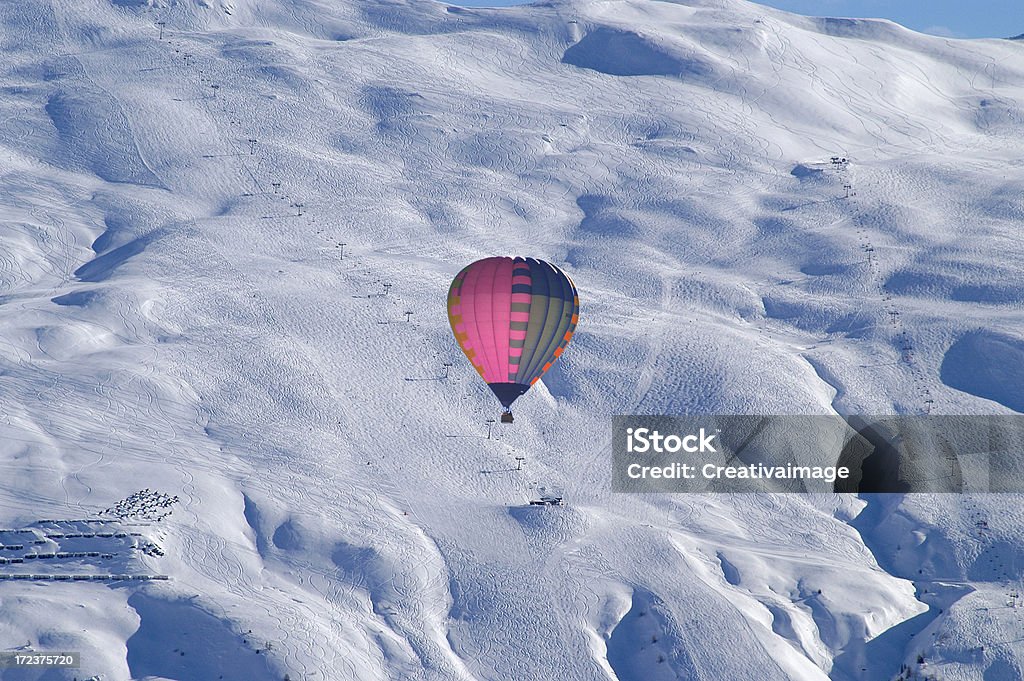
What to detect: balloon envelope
<box><xmin>447</xmin><ymin>257</ymin><xmax>579</xmax><ymax>409</ymax></box>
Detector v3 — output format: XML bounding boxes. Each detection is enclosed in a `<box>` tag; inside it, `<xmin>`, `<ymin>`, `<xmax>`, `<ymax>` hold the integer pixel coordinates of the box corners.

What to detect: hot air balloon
<box><xmin>447</xmin><ymin>257</ymin><xmax>579</xmax><ymax>423</ymax></box>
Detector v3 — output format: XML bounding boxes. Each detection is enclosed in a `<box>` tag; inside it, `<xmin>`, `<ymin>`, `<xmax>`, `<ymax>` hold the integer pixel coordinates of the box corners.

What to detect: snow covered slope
<box><xmin>0</xmin><ymin>0</ymin><xmax>1022</xmax><ymax>679</ymax></box>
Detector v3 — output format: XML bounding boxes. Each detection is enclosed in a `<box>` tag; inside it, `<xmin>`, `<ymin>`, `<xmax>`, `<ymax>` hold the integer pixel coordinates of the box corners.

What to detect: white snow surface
<box><xmin>0</xmin><ymin>0</ymin><xmax>1022</xmax><ymax>679</ymax></box>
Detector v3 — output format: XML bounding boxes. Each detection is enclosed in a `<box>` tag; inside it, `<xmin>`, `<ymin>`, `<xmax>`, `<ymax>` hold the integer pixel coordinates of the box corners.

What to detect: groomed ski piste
<box><xmin>0</xmin><ymin>0</ymin><xmax>1022</xmax><ymax>679</ymax></box>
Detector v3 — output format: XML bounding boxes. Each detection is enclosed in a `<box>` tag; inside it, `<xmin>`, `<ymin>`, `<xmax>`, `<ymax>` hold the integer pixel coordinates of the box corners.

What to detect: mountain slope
<box><xmin>0</xmin><ymin>0</ymin><xmax>1022</xmax><ymax>679</ymax></box>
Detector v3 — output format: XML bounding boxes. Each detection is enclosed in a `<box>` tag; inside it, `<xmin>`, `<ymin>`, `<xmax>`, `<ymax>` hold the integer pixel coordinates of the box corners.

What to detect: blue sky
<box><xmin>447</xmin><ymin>0</ymin><xmax>1024</xmax><ymax>39</ymax></box>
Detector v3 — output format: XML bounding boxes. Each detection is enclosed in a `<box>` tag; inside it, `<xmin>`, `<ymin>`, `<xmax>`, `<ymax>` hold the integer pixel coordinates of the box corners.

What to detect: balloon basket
<box><xmin>500</xmin><ymin>411</ymin><xmax>514</xmax><ymax>424</ymax></box>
